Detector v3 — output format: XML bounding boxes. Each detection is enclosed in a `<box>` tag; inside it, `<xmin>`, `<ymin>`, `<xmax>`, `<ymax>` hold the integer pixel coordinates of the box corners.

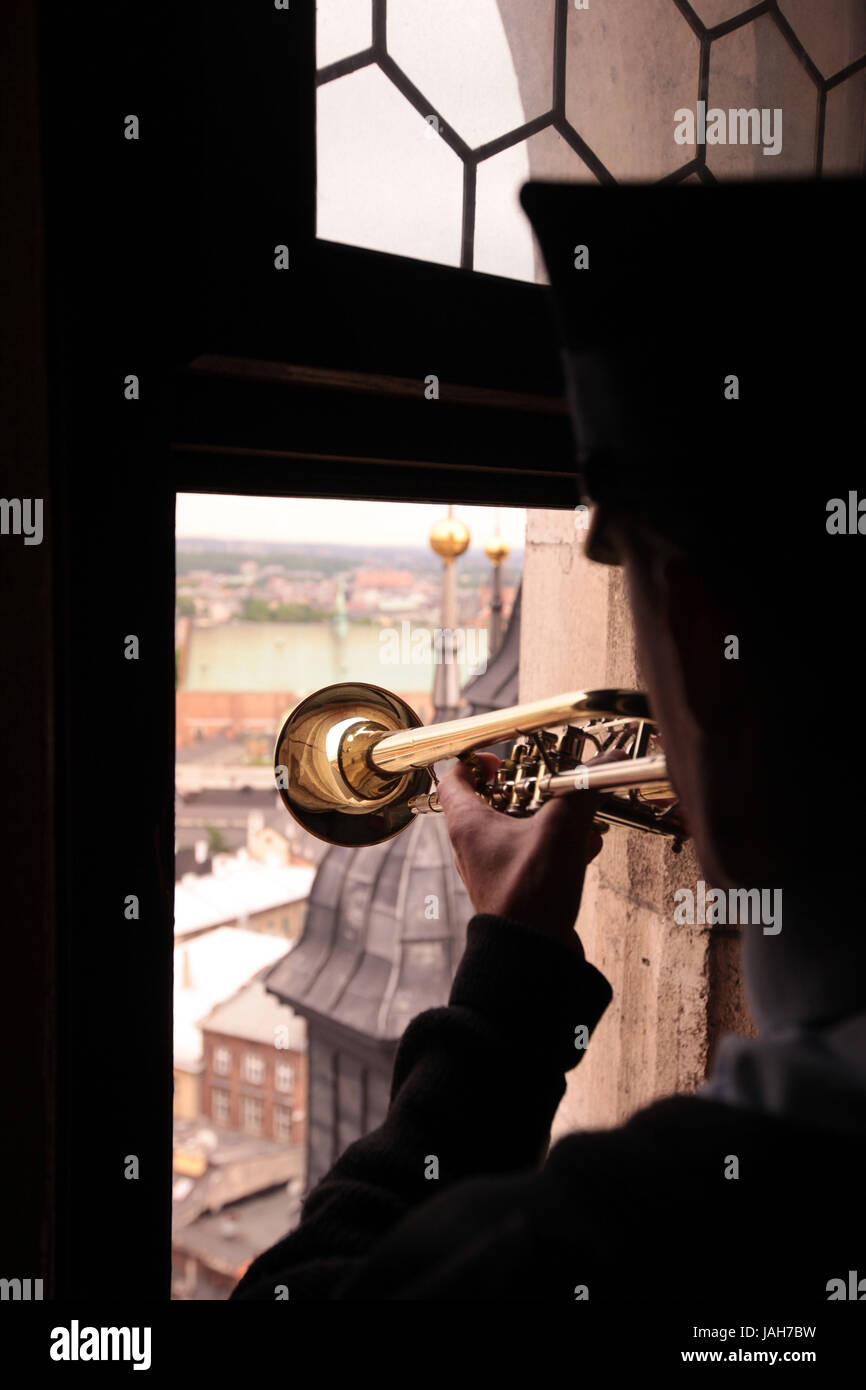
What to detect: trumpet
<box><xmin>274</xmin><ymin>682</ymin><xmax>686</xmax><ymax>851</ymax></box>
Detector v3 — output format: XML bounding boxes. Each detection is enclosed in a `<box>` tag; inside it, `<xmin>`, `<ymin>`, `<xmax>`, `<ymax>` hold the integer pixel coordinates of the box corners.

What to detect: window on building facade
<box><xmin>275</xmin><ymin>1062</ymin><xmax>294</xmax><ymax>1094</ymax></box>
<box><xmin>243</xmin><ymin>1052</ymin><xmax>265</xmax><ymax>1086</ymax></box>
<box><xmin>273</xmin><ymin>1106</ymin><xmax>291</xmax><ymax>1143</ymax></box>
<box><xmin>242</xmin><ymin>1096</ymin><xmax>264</xmax><ymax>1136</ymax></box>
<box><xmin>211</xmin><ymin>1088</ymin><xmax>230</xmax><ymax>1126</ymax></box>
<box><xmin>213</xmin><ymin>1045</ymin><xmax>231</xmax><ymax>1076</ymax></box>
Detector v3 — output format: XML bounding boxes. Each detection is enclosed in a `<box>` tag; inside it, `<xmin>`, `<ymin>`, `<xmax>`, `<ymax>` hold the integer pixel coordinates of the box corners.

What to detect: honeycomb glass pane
<box><xmin>824</xmin><ymin>70</ymin><xmax>866</xmax><ymax>176</ymax></box>
<box><xmin>317</xmin><ymin>66</ymin><xmax>463</xmax><ymax>267</ymax></box>
<box><xmin>316</xmin><ymin>0</ymin><xmax>372</xmax><ymax>69</ymax></box>
<box><xmin>707</xmin><ymin>14</ymin><xmax>817</xmax><ymax>178</ymax></box>
<box><xmin>475</xmin><ymin>129</ymin><xmax>596</xmax><ymax>284</ymax></box>
<box><xmin>387</xmin><ymin>0</ymin><xmax>528</xmax><ymax>148</ymax></box>
<box><xmin>689</xmin><ymin>0</ymin><xmax>761</xmax><ymax>25</ymax></box>
<box><xmin>564</xmin><ymin>0</ymin><xmax>700</xmax><ymax>180</ymax></box>
<box><xmin>779</xmin><ymin>0</ymin><xmax>866</xmax><ymax>80</ymax></box>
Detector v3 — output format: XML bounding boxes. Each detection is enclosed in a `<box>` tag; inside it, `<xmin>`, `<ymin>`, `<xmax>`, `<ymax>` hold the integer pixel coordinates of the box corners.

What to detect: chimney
<box><xmin>194</xmin><ymin>838</ymin><xmax>208</xmax><ymax>864</ymax></box>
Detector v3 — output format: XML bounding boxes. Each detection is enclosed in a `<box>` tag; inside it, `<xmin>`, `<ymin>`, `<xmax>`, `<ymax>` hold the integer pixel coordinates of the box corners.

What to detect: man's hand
<box><xmin>436</xmin><ymin>751</ymin><xmax>606</xmax><ymax>959</ymax></box>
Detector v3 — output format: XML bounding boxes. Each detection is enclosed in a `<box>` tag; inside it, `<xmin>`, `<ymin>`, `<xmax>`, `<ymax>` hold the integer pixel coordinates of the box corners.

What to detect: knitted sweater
<box><xmin>230</xmin><ymin>914</ymin><xmax>866</xmax><ymax>1303</ymax></box>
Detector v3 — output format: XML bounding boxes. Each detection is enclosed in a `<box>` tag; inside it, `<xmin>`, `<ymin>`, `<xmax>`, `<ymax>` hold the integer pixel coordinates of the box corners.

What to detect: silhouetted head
<box><xmin>523</xmin><ymin>178</ymin><xmax>865</xmax><ymax>1032</ymax></box>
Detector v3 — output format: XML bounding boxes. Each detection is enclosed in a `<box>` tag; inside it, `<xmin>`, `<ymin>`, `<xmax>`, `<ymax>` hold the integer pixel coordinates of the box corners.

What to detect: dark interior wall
<box><xmin>0</xmin><ymin>0</ymin><xmax>55</xmax><ymax>1294</ymax></box>
<box><xmin>10</xmin><ymin>0</ymin><xmax>320</xmax><ymax>1299</ymax></box>
<box><xmin>2</xmin><ymin>0</ymin><xmax>574</xmax><ymax>1300</ymax></box>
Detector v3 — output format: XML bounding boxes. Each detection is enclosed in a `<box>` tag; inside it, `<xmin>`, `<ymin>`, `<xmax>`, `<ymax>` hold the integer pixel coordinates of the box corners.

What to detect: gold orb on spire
<box><xmin>430</xmin><ymin>515</ymin><xmax>470</xmax><ymax>562</ymax></box>
<box><xmin>484</xmin><ymin>535</ymin><xmax>510</xmax><ymax>567</ymax></box>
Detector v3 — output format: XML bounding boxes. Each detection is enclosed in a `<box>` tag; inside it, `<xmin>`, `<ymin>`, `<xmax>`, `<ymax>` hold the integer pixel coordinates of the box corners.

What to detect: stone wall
<box><xmin>520</xmin><ymin>509</ymin><xmax>755</xmax><ymax>1139</ymax></box>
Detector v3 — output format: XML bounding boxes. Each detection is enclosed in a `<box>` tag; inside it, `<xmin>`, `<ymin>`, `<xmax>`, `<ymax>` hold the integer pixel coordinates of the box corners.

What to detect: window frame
<box><xmin>213</xmin><ymin>1046</ymin><xmax>232</xmax><ymax>1078</ymax></box>
<box><xmin>241</xmin><ymin>1096</ymin><xmax>264</xmax><ymax>1137</ymax></box>
<box><xmin>211</xmin><ymin>1088</ymin><xmax>231</xmax><ymax>1127</ymax></box>
<box><xmin>275</xmin><ymin>1063</ymin><xmax>295</xmax><ymax>1095</ymax></box>
<box><xmin>243</xmin><ymin>1053</ymin><xmax>265</xmax><ymax>1087</ymax></box>
<box><xmin>273</xmin><ymin>1105</ymin><xmax>292</xmax><ymax>1143</ymax></box>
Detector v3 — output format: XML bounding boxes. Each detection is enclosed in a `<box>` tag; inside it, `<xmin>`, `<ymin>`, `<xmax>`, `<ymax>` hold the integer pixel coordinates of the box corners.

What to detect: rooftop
<box><xmin>200</xmin><ymin>974</ymin><xmax>306</xmax><ymax>1050</ymax></box>
<box><xmin>173</xmin><ymin>1181</ymin><xmax>303</xmax><ymax>1286</ymax></box>
<box><xmin>174</xmin><ymin>853</ymin><xmax>316</xmax><ymax>938</ymax></box>
<box><xmin>181</xmin><ymin>620</ymin><xmax>479</xmax><ymax>694</ymax></box>
<box><xmin>174</xmin><ymin>928</ymin><xmax>291</xmax><ymax>1070</ymax></box>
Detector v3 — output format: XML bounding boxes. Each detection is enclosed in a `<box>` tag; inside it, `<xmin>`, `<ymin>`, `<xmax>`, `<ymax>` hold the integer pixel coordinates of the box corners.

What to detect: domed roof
<box><xmin>265</xmin><ymin>811</ymin><xmax>471</xmax><ymax>1041</ymax></box>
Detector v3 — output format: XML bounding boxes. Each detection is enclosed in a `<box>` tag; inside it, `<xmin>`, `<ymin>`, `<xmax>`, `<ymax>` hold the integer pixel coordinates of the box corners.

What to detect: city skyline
<box><xmin>176</xmin><ymin>494</ymin><xmax>526</xmax><ymax>550</ymax></box>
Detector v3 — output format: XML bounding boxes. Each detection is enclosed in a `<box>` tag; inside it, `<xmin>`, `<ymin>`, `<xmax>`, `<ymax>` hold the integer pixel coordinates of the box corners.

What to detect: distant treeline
<box><xmin>239</xmin><ymin>598</ymin><xmax>330</xmax><ymax>623</ymax></box>
<box><xmin>177</xmin><ymin>550</ymin><xmax>343</xmax><ymax>576</ymax></box>
<box><xmin>177</xmin><ymin>543</ymin><xmax>522</xmax><ymax>580</ymax></box>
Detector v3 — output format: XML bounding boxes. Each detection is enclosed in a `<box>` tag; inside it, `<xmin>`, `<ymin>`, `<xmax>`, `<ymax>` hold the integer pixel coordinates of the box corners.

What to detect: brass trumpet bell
<box><xmin>274</xmin><ymin>683</ymin><xmax>431</xmax><ymax>847</ymax></box>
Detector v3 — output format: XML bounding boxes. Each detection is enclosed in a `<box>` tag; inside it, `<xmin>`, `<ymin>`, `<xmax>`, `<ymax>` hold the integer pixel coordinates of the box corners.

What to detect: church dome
<box><xmin>265</xmin><ymin>812</ymin><xmax>471</xmax><ymax>1041</ymax></box>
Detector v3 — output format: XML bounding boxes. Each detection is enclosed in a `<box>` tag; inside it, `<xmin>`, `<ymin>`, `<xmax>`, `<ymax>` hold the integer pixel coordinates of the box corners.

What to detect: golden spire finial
<box><xmin>429</xmin><ymin>505</ymin><xmax>470</xmax><ymax>562</ymax></box>
<box><xmin>484</xmin><ymin>509</ymin><xmax>509</xmax><ymax>566</ymax></box>
<box><xmin>484</xmin><ymin>535</ymin><xmax>510</xmax><ymax>566</ymax></box>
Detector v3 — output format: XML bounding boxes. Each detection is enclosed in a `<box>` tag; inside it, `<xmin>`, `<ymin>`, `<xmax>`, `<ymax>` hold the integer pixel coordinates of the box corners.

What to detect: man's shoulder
<box><xmin>522</xmin><ymin>1095</ymin><xmax>866</xmax><ymax>1300</ymax></box>
<box><xmin>549</xmin><ymin>1093</ymin><xmax>866</xmax><ymax>1172</ymax></box>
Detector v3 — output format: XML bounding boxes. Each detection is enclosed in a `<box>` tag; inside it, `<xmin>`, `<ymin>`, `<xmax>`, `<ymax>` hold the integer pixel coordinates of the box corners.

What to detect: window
<box><xmin>243</xmin><ymin>1052</ymin><xmax>265</xmax><ymax>1086</ymax></box>
<box><xmin>242</xmin><ymin>1097</ymin><xmax>264</xmax><ymax>1136</ymax></box>
<box><xmin>317</xmin><ymin>0</ymin><xmax>539</xmax><ymax>277</ymax></box>
<box><xmin>211</xmin><ymin>1088</ymin><xmax>230</xmax><ymax>1126</ymax></box>
<box><xmin>213</xmin><ymin>1045</ymin><xmax>232</xmax><ymax>1076</ymax></box>
<box><xmin>273</xmin><ymin>1106</ymin><xmax>292</xmax><ymax>1142</ymax></box>
<box><xmin>275</xmin><ymin>1063</ymin><xmax>295</xmax><ymax>1094</ymax></box>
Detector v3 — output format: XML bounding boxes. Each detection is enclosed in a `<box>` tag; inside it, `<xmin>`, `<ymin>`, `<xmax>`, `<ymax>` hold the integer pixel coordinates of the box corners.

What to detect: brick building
<box><xmin>200</xmin><ymin>976</ymin><xmax>307</xmax><ymax>1148</ymax></box>
<box><xmin>176</xmin><ymin>689</ymin><xmax>297</xmax><ymax>750</ymax></box>
<box><xmin>173</xmin><ymin>928</ymin><xmax>292</xmax><ymax>1121</ymax></box>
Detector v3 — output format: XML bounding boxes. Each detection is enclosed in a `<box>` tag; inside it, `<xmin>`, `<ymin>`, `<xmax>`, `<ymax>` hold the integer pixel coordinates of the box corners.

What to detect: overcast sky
<box><xmin>176</xmin><ymin>494</ymin><xmax>526</xmax><ymax>549</ymax></box>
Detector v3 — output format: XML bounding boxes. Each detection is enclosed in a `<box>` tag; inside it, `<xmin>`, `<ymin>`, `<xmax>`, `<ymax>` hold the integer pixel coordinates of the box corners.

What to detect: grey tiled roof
<box><xmin>265</xmin><ymin>814</ymin><xmax>472</xmax><ymax>1042</ymax></box>
<box><xmin>461</xmin><ymin>584</ymin><xmax>521</xmax><ymax>715</ymax></box>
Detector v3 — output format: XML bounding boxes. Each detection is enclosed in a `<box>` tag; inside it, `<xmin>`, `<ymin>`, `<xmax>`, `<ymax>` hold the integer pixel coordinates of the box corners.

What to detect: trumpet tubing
<box><xmin>274</xmin><ymin>681</ymin><xmax>685</xmax><ymax>850</ymax></box>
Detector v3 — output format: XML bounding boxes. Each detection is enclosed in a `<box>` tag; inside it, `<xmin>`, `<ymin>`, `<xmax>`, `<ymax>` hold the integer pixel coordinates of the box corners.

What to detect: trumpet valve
<box><xmin>558</xmin><ymin>725</ymin><xmax>587</xmax><ymax>767</ymax></box>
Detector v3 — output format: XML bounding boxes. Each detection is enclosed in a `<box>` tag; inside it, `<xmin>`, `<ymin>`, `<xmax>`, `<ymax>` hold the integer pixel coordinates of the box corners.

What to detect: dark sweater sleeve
<box><xmin>229</xmin><ymin>913</ymin><xmax>612</xmax><ymax>1300</ymax></box>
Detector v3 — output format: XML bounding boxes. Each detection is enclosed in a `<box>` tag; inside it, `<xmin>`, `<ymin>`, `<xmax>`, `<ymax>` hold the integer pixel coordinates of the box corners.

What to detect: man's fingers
<box><xmin>532</xmin><ymin>786</ymin><xmax>600</xmax><ymax>846</ymax></box>
<box><xmin>436</xmin><ymin>753</ymin><xmax>500</xmax><ymax>815</ymax></box>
